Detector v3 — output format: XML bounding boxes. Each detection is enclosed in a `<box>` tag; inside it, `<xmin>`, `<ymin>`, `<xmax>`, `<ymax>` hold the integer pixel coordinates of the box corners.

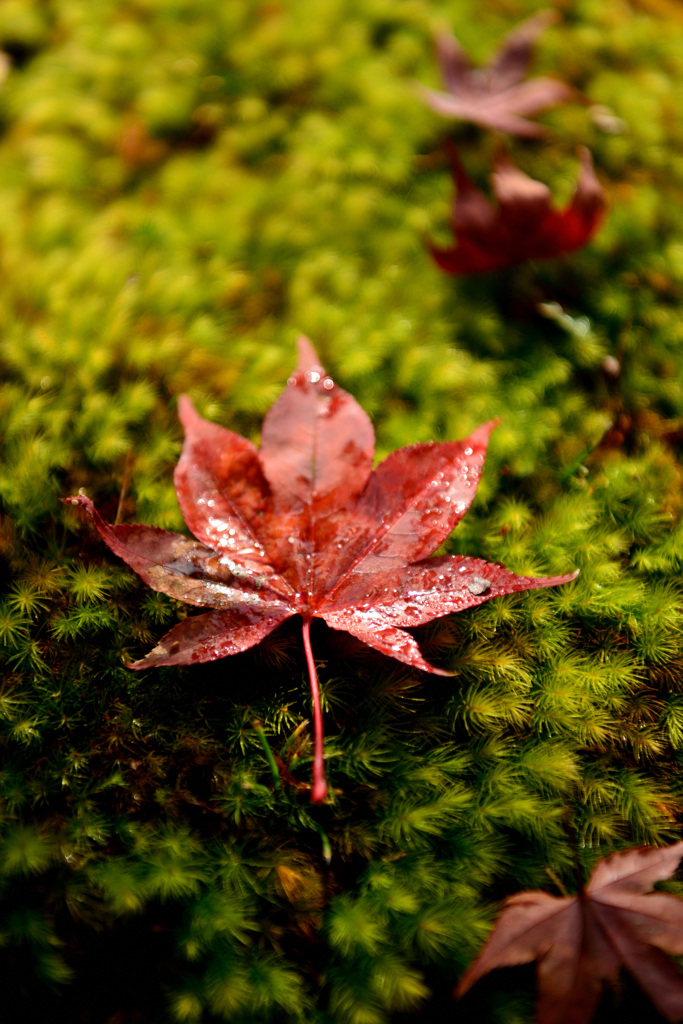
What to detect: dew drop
<box><xmin>323</xmin><ymin>377</ymin><xmax>334</xmax><ymax>390</ymax></box>
<box><xmin>464</xmin><ymin>447</ymin><xmax>473</xmax><ymax>456</ymax></box>
<box><xmin>306</xmin><ymin>370</ymin><xmax>321</xmax><ymax>383</ymax></box>
<box><xmin>467</xmin><ymin>576</ymin><xmax>491</xmax><ymax>595</ymax></box>
<box><xmin>207</xmin><ymin>499</ymin><xmax>215</xmax><ymax>507</ymax></box>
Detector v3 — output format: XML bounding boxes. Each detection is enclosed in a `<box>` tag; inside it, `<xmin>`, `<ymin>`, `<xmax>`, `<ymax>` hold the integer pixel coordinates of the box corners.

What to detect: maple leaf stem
<box><xmin>301</xmin><ymin>617</ymin><xmax>328</xmax><ymax>803</ymax></box>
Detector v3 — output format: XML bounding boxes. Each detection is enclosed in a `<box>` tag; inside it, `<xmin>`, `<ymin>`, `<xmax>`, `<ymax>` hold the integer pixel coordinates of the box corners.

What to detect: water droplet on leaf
<box><xmin>467</xmin><ymin>576</ymin><xmax>491</xmax><ymax>595</ymax></box>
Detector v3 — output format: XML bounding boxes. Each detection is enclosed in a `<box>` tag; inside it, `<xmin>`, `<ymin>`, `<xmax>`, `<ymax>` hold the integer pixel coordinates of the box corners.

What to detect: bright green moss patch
<box><xmin>1</xmin><ymin>0</ymin><xmax>683</xmax><ymax>1020</ymax></box>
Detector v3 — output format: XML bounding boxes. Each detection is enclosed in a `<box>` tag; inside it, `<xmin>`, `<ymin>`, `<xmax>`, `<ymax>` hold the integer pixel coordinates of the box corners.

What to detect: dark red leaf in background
<box><xmin>419</xmin><ymin>10</ymin><xmax>574</xmax><ymax>137</ymax></box>
<box><xmin>431</xmin><ymin>146</ymin><xmax>606</xmax><ymax>275</ymax></box>
<box><xmin>68</xmin><ymin>338</ymin><xmax>576</xmax><ymax>797</ymax></box>
<box><xmin>457</xmin><ymin>843</ymin><xmax>683</xmax><ymax>1024</ymax></box>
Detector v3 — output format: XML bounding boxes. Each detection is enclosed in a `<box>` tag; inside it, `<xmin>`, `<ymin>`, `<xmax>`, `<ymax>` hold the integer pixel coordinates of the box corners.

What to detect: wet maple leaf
<box><xmin>68</xmin><ymin>338</ymin><xmax>575</xmax><ymax>801</ymax></box>
<box><xmin>430</xmin><ymin>145</ymin><xmax>606</xmax><ymax>275</ymax></box>
<box><xmin>457</xmin><ymin>843</ymin><xmax>683</xmax><ymax>1024</ymax></box>
<box><xmin>419</xmin><ymin>10</ymin><xmax>574</xmax><ymax>137</ymax></box>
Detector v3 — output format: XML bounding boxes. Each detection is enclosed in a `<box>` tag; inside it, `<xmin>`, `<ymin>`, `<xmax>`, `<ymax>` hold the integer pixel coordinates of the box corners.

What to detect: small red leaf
<box><xmin>457</xmin><ymin>843</ymin><xmax>683</xmax><ymax>1024</ymax></box>
<box><xmin>68</xmin><ymin>338</ymin><xmax>576</xmax><ymax>799</ymax></box>
<box><xmin>431</xmin><ymin>146</ymin><xmax>606</xmax><ymax>274</ymax></box>
<box><xmin>419</xmin><ymin>10</ymin><xmax>575</xmax><ymax>137</ymax></box>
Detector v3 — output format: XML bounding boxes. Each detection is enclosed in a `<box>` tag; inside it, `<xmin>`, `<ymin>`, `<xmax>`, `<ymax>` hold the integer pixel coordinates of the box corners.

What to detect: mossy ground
<box><xmin>1</xmin><ymin>1</ymin><xmax>683</xmax><ymax>1021</ymax></box>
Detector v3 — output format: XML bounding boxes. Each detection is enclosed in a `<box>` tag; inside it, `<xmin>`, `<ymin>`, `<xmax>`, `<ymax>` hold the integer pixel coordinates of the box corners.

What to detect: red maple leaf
<box><xmin>457</xmin><ymin>843</ymin><xmax>683</xmax><ymax>1024</ymax></box>
<box><xmin>67</xmin><ymin>338</ymin><xmax>576</xmax><ymax>801</ymax></box>
<box><xmin>430</xmin><ymin>145</ymin><xmax>606</xmax><ymax>275</ymax></box>
<box><xmin>419</xmin><ymin>10</ymin><xmax>574</xmax><ymax>137</ymax></box>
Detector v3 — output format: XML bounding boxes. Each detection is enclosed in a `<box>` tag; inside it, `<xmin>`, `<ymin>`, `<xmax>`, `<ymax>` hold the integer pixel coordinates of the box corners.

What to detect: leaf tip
<box><xmin>466</xmin><ymin>417</ymin><xmax>500</xmax><ymax>452</ymax></box>
<box><xmin>574</xmin><ymin>147</ymin><xmax>607</xmax><ymax>211</ymax></box>
<box><xmin>177</xmin><ymin>393</ymin><xmax>198</xmax><ymax>429</ymax></box>
<box><xmin>296</xmin><ymin>334</ymin><xmax>323</xmax><ymax>372</ymax></box>
<box><xmin>526</xmin><ymin>7</ymin><xmax>559</xmax><ymax>32</ymax></box>
<box><xmin>542</xmin><ymin>567</ymin><xmax>580</xmax><ymax>589</ymax></box>
<box><xmin>423</xmin><ymin>662</ymin><xmax>456</xmax><ymax>677</ymax></box>
<box><xmin>62</xmin><ymin>491</ymin><xmax>94</xmax><ymax>513</ymax></box>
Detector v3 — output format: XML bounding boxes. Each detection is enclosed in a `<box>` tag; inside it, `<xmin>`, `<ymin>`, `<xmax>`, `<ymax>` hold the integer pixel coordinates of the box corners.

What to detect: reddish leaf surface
<box><xmin>430</xmin><ymin>146</ymin><xmax>606</xmax><ymax>275</ymax></box>
<box><xmin>419</xmin><ymin>10</ymin><xmax>574</xmax><ymax>137</ymax></box>
<box><xmin>457</xmin><ymin>843</ymin><xmax>683</xmax><ymax>1024</ymax></box>
<box><xmin>68</xmin><ymin>338</ymin><xmax>576</xmax><ymax>799</ymax></box>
